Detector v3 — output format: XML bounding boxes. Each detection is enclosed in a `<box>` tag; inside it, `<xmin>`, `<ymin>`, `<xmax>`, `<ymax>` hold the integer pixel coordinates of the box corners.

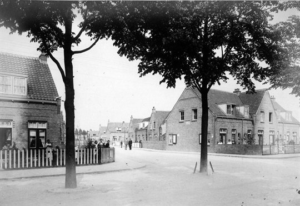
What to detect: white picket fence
<box><xmin>0</xmin><ymin>147</ymin><xmax>115</xmax><ymax>170</ymax></box>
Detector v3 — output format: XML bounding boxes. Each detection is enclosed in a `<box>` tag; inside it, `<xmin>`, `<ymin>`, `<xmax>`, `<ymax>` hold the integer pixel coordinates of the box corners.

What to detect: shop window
<box><xmin>28</xmin><ymin>121</ymin><xmax>47</xmax><ymax>149</ymax></box>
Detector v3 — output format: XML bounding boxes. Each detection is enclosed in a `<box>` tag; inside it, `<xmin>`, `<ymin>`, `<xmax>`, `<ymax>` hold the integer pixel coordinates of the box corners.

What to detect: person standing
<box><xmin>120</xmin><ymin>141</ymin><xmax>123</xmax><ymax>148</ymax></box>
<box><xmin>125</xmin><ymin>138</ymin><xmax>128</xmax><ymax>150</ymax></box>
<box><xmin>128</xmin><ymin>139</ymin><xmax>133</xmax><ymax>150</ymax></box>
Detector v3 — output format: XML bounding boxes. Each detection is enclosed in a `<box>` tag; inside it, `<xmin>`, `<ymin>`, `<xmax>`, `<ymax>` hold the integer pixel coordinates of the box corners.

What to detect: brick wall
<box><xmin>0</xmin><ymin>101</ymin><xmax>62</xmax><ymax>149</ymax></box>
<box><xmin>213</xmin><ymin>145</ymin><xmax>263</xmax><ymax>155</ymax></box>
<box><xmin>142</xmin><ymin>141</ymin><xmax>166</xmax><ymax>150</ymax></box>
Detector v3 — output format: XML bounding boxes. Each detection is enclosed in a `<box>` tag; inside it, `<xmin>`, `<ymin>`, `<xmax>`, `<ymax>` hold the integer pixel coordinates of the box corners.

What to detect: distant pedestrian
<box><xmin>128</xmin><ymin>139</ymin><xmax>133</xmax><ymax>150</ymax></box>
<box><xmin>120</xmin><ymin>141</ymin><xmax>123</xmax><ymax>148</ymax></box>
<box><xmin>125</xmin><ymin>138</ymin><xmax>129</xmax><ymax>150</ymax></box>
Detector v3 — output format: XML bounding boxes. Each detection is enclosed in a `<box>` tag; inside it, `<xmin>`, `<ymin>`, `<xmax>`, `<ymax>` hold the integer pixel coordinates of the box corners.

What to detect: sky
<box><xmin>0</xmin><ymin>5</ymin><xmax>299</xmax><ymax>131</ymax></box>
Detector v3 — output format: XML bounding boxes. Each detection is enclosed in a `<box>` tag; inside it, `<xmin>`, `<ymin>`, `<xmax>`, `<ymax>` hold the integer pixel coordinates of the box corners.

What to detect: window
<box><xmin>219</xmin><ymin>128</ymin><xmax>227</xmax><ymax>144</ymax></box>
<box><xmin>169</xmin><ymin>134</ymin><xmax>177</xmax><ymax>145</ymax></box>
<box><xmin>179</xmin><ymin>110</ymin><xmax>184</xmax><ymax>121</ymax></box>
<box><xmin>258</xmin><ymin>130</ymin><xmax>264</xmax><ymax>145</ymax></box>
<box><xmin>293</xmin><ymin>132</ymin><xmax>297</xmax><ymax>142</ymax></box>
<box><xmin>231</xmin><ymin>129</ymin><xmax>237</xmax><ymax>144</ymax></box>
<box><xmin>269</xmin><ymin>130</ymin><xmax>275</xmax><ymax>145</ymax></box>
<box><xmin>244</xmin><ymin>106</ymin><xmax>249</xmax><ymax>118</ymax></box>
<box><xmin>153</xmin><ymin>122</ymin><xmax>156</xmax><ymax>129</ymax></box>
<box><xmin>0</xmin><ymin>74</ymin><xmax>27</xmax><ymax>95</ymax></box>
<box><xmin>199</xmin><ymin>133</ymin><xmax>211</xmax><ymax>145</ymax></box>
<box><xmin>226</xmin><ymin>105</ymin><xmax>235</xmax><ymax>115</ymax></box>
<box><xmin>260</xmin><ymin>111</ymin><xmax>265</xmax><ymax>122</ymax></box>
<box><xmin>192</xmin><ymin>109</ymin><xmax>197</xmax><ymax>120</ymax></box>
<box><xmin>28</xmin><ymin>121</ymin><xmax>47</xmax><ymax>149</ymax></box>
<box><xmin>269</xmin><ymin>112</ymin><xmax>273</xmax><ymax>123</ymax></box>
<box><xmin>0</xmin><ymin>120</ymin><xmax>13</xmax><ymax>149</ymax></box>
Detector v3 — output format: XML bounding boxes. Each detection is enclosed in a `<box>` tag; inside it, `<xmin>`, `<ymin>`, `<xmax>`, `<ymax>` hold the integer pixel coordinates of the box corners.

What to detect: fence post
<box><xmin>113</xmin><ymin>148</ymin><xmax>115</xmax><ymax>162</ymax></box>
<box><xmin>13</xmin><ymin>150</ymin><xmax>16</xmax><ymax>168</ymax></box>
<box><xmin>4</xmin><ymin>150</ymin><xmax>7</xmax><ymax>169</ymax></box>
<box><xmin>0</xmin><ymin>150</ymin><xmax>2</xmax><ymax>169</ymax></box>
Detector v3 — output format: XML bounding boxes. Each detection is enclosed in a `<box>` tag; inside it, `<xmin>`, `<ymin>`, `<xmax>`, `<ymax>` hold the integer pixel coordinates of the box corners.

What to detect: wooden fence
<box><xmin>0</xmin><ymin>147</ymin><xmax>115</xmax><ymax>170</ymax></box>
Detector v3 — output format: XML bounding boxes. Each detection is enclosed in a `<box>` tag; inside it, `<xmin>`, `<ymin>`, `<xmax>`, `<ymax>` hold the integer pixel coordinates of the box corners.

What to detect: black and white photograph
<box><xmin>0</xmin><ymin>1</ymin><xmax>300</xmax><ymax>205</ymax></box>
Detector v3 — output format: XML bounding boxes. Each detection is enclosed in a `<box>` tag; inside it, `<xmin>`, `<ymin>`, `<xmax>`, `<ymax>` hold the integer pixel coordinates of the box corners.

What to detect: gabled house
<box><xmin>147</xmin><ymin>107</ymin><xmax>169</xmax><ymax>141</ymax></box>
<box><xmin>136</xmin><ymin>117</ymin><xmax>150</xmax><ymax>142</ymax></box>
<box><xmin>271</xmin><ymin>97</ymin><xmax>300</xmax><ymax>145</ymax></box>
<box><xmin>105</xmin><ymin>121</ymin><xmax>129</xmax><ymax>143</ymax></box>
<box><xmin>162</xmin><ymin>87</ymin><xmax>300</xmax><ymax>155</ymax></box>
<box><xmin>165</xmin><ymin>87</ymin><xmax>253</xmax><ymax>152</ymax></box>
<box><xmin>128</xmin><ymin>116</ymin><xmax>144</xmax><ymax>142</ymax></box>
<box><xmin>0</xmin><ymin>52</ymin><xmax>63</xmax><ymax>150</ymax></box>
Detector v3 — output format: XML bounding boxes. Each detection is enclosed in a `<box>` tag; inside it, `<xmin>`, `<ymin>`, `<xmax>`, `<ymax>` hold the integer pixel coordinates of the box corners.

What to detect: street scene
<box><xmin>1</xmin><ymin>1</ymin><xmax>300</xmax><ymax>205</ymax></box>
<box><xmin>1</xmin><ymin>147</ymin><xmax>300</xmax><ymax>206</ymax></box>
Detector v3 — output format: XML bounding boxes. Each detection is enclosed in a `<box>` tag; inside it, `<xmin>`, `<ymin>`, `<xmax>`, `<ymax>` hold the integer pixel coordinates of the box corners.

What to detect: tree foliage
<box><xmin>270</xmin><ymin>2</ymin><xmax>300</xmax><ymax>96</ymax></box>
<box><xmin>100</xmin><ymin>1</ymin><xmax>289</xmax><ymax>172</ymax></box>
<box><xmin>0</xmin><ymin>0</ymin><xmax>116</xmax><ymax>188</ymax></box>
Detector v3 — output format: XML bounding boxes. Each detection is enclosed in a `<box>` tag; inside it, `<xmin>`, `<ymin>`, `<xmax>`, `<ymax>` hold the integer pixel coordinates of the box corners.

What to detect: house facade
<box><xmin>136</xmin><ymin>117</ymin><xmax>150</xmax><ymax>142</ymax></box>
<box><xmin>0</xmin><ymin>52</ymin><xmax>63</xmax><ymax>150</ymax></box>
<box><xmin>128</xmin><ymin>116</ymin><xmax>143</xmax><ymax>142</ymax></box>
<box><xmin>147</xmin><ymin>107</ymin><xmax>169</xmax><ymax>142</ymax></box>
<box><xmin>147</xmin><ymin>87</ymin><xmax>300</xmax><ymax>155</ymax></box>
<box><xmin>105</xmin><ymin>121</ymin><xmax>129</xmax><ymax>143</ymax></box>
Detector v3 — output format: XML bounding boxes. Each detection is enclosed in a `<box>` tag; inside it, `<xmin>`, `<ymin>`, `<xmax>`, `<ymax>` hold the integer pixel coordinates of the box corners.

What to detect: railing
<box><xmin>262</xmin><ymin>144</ymin><xmax>300</xmax><ymax>155</ymax></box>
<box><xmin>0</xmin><ymin>147</ymin><xmax>115</xmax><ymax>170</ymax></box>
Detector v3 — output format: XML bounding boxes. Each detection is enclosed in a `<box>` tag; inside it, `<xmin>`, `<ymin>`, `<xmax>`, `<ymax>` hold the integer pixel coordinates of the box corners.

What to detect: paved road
<box><xmin>1</xmin><ymin>147</ymin><xmax>300</xmax><ymax>206</ymax></box>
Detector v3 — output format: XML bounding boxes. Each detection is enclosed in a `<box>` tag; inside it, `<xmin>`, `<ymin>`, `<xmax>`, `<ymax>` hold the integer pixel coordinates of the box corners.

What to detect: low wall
<box><xmin>213</xmin><ymin>145</ymin><xmax>263</xmax><ymax>155</ymax></box>
<box><xmin>141</xmin><ymin>141</ymin><xmax>166</xmax><ymax>150</ymax></box>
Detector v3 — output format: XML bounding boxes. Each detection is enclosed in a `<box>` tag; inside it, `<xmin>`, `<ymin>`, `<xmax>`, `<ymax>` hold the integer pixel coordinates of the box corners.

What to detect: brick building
<box><xmin>147</xmin><ymin>107</ymin><xmax>169</xmax><ymax>141</ymax></box>
<box><xmin>128</xmin><ymin>116</ymin><xmax>143</xmax><ymax>142</ymax></box>
<box><xmin>0</xmin><ymin>52</ymin><xmax>63</xmax><ymax>150</ymax></box>
<box><xmin>136</xmin><ymin>117</ymin><xmax>150</xmax><ymax>142</ymax></box>
<box><xmin>161</xmin><ymin>87</ymin><xmax>299</xmax><ymax>155</ymax></box>
<box><xmin>105</xmin><ymin>121</ymin><xmax>129</xmax><ymax>143</ymax></box>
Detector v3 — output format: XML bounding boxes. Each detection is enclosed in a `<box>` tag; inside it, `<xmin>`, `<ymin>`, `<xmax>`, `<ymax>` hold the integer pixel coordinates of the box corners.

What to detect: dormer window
<box><xmin>285</xmin><ymin>112</ymin><xmax>292</xmax><ymax>121</ymax></box>
<box><xmin>0</xmin><ymin>73</ymin><xmax>27</xmax><ymax>95</ymax></box>
<box><xmin>226</xmin><ymin>104</ymin><xmax>236</xmax><ymax>115</ymax></box>
<box><xmin>116</xmin><ymin>127</ymin><xmax>122</xmax><ymax>132</ymax></box>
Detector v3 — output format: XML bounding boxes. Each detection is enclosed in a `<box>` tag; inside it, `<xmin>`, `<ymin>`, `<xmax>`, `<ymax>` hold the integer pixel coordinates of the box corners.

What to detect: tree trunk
<box><xmin>64</xmin><ymin>17</ymin><xmax>77</xmax><ymax>188</ymax></box>
<box><xmin>200</xmin><ymin>89</ymin><xmax>209</xmax><ymax>173</ymax></box>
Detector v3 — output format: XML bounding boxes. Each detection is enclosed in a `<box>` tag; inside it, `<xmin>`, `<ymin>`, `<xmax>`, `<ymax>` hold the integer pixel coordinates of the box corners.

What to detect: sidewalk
<box><xmin>0</xmin><ymin>155</ymin><xmax>146</xmax><ymax>180</ymax></box>
<box><xmin>133</xmin><ymin>147</ymin><xmax>300</xmax><ymax>159</ymax></box>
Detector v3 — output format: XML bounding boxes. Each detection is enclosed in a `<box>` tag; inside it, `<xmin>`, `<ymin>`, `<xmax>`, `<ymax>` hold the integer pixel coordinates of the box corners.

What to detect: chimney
<box><xmin>39</xmin><ymin>53</ymin><xmax>48</xmax><ymax>64</ymax></box>
<box><xmin>152</xmin><ymin>107</ymin><xmax>156</xmax><ymax>114</ymax></box>
<box><xmin>233</xmin><ymin>88</ymin><xmax>241</xmax><ymax>96</ymax></box>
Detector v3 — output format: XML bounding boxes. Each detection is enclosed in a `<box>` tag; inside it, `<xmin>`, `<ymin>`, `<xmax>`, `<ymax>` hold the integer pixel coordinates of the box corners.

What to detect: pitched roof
<box><xmin>0</xmin><ymin>52</ymin><xmax>58</xmax><ymax>101</ymax></box>
<box><xmin>192</xmin><ymin>88</ymin><xmax>243</xmax><ymax>117</ymax></box>
<box><xmin>142</xmin><ymin>117</ymin><xmax>150</xmax><ymax>122</ymax></box>
<box><xmin>131</xmin><ymin>118</ymin><xmax>144</xmax><ymax>124</ymax></box>
<box><xmin>272</xmin><ymin>99</ymin><xmax>300</xmax><ymax>125</ymax></box>
<box><xmin>239</xmin><ymin>89</ymin><xmax>268</xmax><ymax>115</ymax></box>
<box><xmin>106</xmin><ymin>122</ymin><xmax>129</xmax><ymax>133</ymax></box>
<box><xmin>154</xmin><ymin>111</ymin><xmax>170</xmax><ymax>125</ymax></box>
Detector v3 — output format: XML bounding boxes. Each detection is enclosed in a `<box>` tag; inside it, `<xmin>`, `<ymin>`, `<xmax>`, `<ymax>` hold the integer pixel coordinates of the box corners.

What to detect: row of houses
<box><xmin>0</xmin><ymin>52</ymin><xmax>65</xmax><ymax>150</ymax></box>
<box><xmin>126</xmin><ymin>87</ymin><xmax>300</xmax><ymax>155</ymax></box>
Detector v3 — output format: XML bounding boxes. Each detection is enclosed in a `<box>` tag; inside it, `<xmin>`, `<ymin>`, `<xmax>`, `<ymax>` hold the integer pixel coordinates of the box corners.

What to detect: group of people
<box><xmin>120</xmin><ymin>138</ymin><xmax>133</xmax><ymax>150</ymax></box>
